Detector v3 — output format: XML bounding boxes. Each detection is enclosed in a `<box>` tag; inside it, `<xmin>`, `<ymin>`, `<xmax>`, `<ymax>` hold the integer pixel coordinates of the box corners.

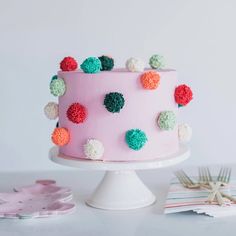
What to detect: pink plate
<box><xmin>0</xmin><ymin>180</ymin><xmax>75</xmax><ymax>219</ymax></box>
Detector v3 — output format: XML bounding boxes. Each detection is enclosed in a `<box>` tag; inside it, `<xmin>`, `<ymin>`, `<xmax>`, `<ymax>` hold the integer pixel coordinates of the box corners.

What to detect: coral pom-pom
<box><xmin>140</xmin><ymin>71</ymin><xmax>160</xmax><ymax>89</ymax></box>
<box><xmin>51</xmin><ymin>127</ymin><xmax>70</xmax><ymax>146</ymax></box>
<box><xmin>149</xmin><ymin>54</ymin><xmax>165</xmax><ymax>69</ymax></box>
<box><xmin>104</xmin><ymin>92</ymin><xmax>125</xmax><ymax>113</ymax></box>
<box><xmin>83</xmin><ymin>139</ymin><xmax>104</xmax><ymax>160</ymax></box>
<box><xmin>174</xmin><ymin>84</ymin><xmax>193</xmax><ymax>106</ymax></box>
<box><xmin>80</xmin><ymin>57</ymin><xmax>101</xmax><ymax>73</ymax></box>
<box><xmin>99</xmin><ymin>55</ymin><xmax>114</xmax><ymax>71</ymax></box>
<box><xmin>125</xmin><ymin>129</ymin><xmax>147</xmax><ymax>151</ymax></box>
<box><xmin>67</xmin><ymin>103</ymin><xmax>87</xmax><ymax>124</ymax></box>
<box><xmin>60</xmin><ymin>56</ymin><xmax>78</xmax><ymax>71</ymax></box>
<box><xmin>50</xmin><ymin>78</ymin><xmax>66</xmax><ymax>97</ymax></box>
<box><xmin>157</xmin><ymin>111</ymin><xmax>176</xmax><ymax>131</ymax></box>
<box><xmin>126</xmin><ymin>57</ymin><xmax>145</xmax><ymax>72</ymax></box>
<box><xmin>44</xmin><ymin>102</ymin><xmax>59</xmax><ymax>120</ymax></box>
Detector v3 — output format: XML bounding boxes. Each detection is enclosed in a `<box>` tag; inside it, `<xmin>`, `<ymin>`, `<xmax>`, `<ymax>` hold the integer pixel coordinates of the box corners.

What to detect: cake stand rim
<box><xmin>49</xmin><ymin>145</ymin><xmax>190</xmax><ymax>171</ymax></box>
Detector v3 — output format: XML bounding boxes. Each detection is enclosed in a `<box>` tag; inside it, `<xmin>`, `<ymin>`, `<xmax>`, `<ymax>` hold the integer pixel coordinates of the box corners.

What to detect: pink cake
<box><xmin>45</xmin><ymin>56</ymin><xmax>193</xmax><ymax>162</ymax></box>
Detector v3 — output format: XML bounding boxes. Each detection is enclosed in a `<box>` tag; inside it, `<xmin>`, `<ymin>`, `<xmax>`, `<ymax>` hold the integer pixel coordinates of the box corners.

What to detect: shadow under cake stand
<box><xmin>49</xmin><ymin>146</ymin><xmax>190</xmax><ymax>210</ymax></box>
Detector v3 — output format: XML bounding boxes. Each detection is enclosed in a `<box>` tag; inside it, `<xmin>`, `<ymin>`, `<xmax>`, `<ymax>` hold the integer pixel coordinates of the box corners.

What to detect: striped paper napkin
<box><xmin>164</xmin><ymin>177</ymin><xmax>236</xmax><ymax>217</ymax></box>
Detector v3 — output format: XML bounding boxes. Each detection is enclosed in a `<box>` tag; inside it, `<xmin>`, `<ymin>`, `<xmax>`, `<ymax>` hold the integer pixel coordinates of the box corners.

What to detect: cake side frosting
<box><xmin>45</xmin><ymin>55</ymin><xmax>193</xmax><ymax>162</ymax></box>
<box><xmin>57</xmin><ymin>69</ymin><xmax>179</xmax><ymax>161</ymax></box>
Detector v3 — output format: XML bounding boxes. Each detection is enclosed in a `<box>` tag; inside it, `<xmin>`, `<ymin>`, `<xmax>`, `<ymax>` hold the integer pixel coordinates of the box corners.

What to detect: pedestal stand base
<box><xmin>49</xmin><ymin>146</ymin><xmax>190</xmax><ymax>210</ymax></box>
<box><xmin>86</xmin><ymin>170</ymin><xmax>156</xmax><ymax>210</ymax></box>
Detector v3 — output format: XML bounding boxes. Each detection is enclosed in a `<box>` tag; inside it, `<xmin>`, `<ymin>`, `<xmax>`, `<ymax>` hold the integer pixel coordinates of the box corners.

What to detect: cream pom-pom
<box><xmin>126</xmin><ymin>57</ymin><xmax>145</xmax><ymax>72</ymax></box>
<box><xmin>83</xmin><ymin>139</ymin><xmax>104</xmax><ymax>160</ymax></box>
<box><xmin>178</xmin><ymin>123</ymin><xmax>192</xmax><ymax>143</ymax></box>
<box><xmin>44</xmin><ymin>102</ymin><xmax>59</xmax><ymax>120</ymax></box>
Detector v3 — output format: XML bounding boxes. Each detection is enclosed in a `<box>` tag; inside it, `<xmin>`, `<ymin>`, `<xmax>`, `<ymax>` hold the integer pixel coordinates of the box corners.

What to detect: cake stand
<box><xmin>49</xmin><ymin>146</ymin><xmax>190</xmax><ymax>210</ymax></box>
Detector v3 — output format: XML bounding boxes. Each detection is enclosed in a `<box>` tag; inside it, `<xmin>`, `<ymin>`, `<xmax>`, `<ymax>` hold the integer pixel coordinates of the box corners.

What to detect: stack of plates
<box><xmin>0</xmin><ymin>180</ymin><xmax>75</xmax><ymax>219</ymax></box>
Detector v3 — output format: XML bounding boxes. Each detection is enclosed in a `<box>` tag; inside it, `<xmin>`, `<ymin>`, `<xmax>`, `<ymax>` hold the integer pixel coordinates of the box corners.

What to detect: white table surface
<box><xmin>0</xmin><ymin>166</ymin><xmax>236</xmax><ymax>236</ymax></box>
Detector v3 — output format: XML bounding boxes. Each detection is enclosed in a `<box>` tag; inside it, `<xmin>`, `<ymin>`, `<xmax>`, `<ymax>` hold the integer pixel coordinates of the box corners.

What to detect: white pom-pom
<box><xmin>126</xmin><ymin>57</ymin><xmax>145</xmax><ymax>72</ymax></box>
<box><xmin>44</xmin><ymin>102</ymin><xmax>59</xmax><ymax>120</ymax></box>
<box><xmin>83</xmin><ymin>139</ymin><xmax>104</xmax><ymax>160</ymax></box>
<box><xmin>178</xmin><ymin>123</ymin><xmax>192</xmax><ymax>143</ymax></box>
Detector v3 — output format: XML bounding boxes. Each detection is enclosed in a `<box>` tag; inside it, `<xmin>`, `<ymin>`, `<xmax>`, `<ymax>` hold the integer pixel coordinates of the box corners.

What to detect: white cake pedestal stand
<box><xmin>49</xmin><ymin>146</ymin><xmax>190</xmax><ymax>210</ymax></box>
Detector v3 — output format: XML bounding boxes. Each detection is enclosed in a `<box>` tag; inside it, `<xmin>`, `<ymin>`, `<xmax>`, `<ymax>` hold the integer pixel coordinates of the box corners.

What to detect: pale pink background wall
<box><xmin>1</xmin><ymin>0</ymin><xmax>236</xmax><ymax>170</ymax></box>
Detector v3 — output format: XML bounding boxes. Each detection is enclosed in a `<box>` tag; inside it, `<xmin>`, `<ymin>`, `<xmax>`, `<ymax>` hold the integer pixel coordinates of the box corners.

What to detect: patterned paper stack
<box><xmin>164</xmin><ymin>178</ymin><xmax>236</xmax><ymax>217</ymax></box>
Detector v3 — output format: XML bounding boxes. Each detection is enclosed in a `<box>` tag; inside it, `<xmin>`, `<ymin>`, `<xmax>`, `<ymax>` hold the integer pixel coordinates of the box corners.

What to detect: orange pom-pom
<box><xmin>140</xmin><ymin>71</ymin><xmax>160</xmax><ymax>89</ymax></box>
<box><xmin>51</xmin><ymin>128</ymin><xmax>70</xmax><ymax>146</ymax></box>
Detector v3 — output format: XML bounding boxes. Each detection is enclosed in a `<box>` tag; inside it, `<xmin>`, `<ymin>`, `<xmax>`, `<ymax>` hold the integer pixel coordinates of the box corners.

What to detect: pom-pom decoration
<box><xmin>67</xmin><ymin>103</ymin><xmax>87</xmax><ymax>124</ymax></box>
<box><xmin>103</xmin><ymin>92</ymin><xmax>125</xmax><ymax>113</ymax></box>
<box><xmin>140</xmin><ymin>71</ymin><xmax>160</xmax><ymax>89</ymax></box>
<box><xmin>50</xmin><ymin>78</ymin><xmax>66</xmax><ymax>97</ymax></box>
<box><xmin>99</xmin><ymin>55</ymin><xmax>114</xmax><ymax>71</ymax></box>
<box><xmin>178</xmin><ymin>123</ymin><xmax>192</xmax><ymax>143</ymax></box>
<box><xmin>80</xmin><ymin>57</ymin><xmax>102</xmax><ymax>73</ymax></box>
<box><xmin>149</xmin><ymin>54</ymin><xmax>165</xmax><ymax>69</ymax></box>
<box><xmin>60</xmin><ymin>56</ymin><xmax>78</xmax><ymax>71</ymax></box>
<box><xmin>50</xmin><ymin>75</ymin><xmax>58</xmax><ymax>83</ymax></box>
<box><xmin>44</xmin><ymin>102</ymin><xmax>59</xmax><ymax>120</ymax></box>
<box><xmin>174</xmin><ymin>84</ymin><xmax>193</xmax><ymax>106</ymax></box>
<box><xmin>51</xmin><ymin>127</ymin><xmax>70</xmax><ymax>146</ymax></box>
<box><xmin>125</xmin><ymin>129</ymin><xmax>148</xmax><ymax>151</ymax></box>
<box><xmin>83</xmin><ymin>139</ymin><xmax>104</xmax><ymax>160</ymax></box>
<box><xmin>126</xmin><ymin>57</ymin><xmax>145</xmax><ymax>72</ymax></box>
<box><xmin>157</xmin><ymin>111</ymin><xmax>176</xmax><ymax>130</ymax></box>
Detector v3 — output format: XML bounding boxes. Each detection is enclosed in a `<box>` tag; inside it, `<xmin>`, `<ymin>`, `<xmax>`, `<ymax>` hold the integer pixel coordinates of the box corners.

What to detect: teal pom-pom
<box><xmin>50</xmin><ymin>78</ymin><xmax>66</xmax><ymax>97</ymax></box>
<box><xmin>104</xmin><ymin>92</ymin><xmax>125</xmax><ymax>113</ymax></box>
<box><xmin>157</xmin><ymin>111</ymin><xmax>176</xmax><ymax>130</ymax></box>
<box><xmin>149</xmin><ymin>54</ymin><xmax>165</xmax><ymax>69</ymax></box>
<box><xmin>178</xmin><ymin>104</ymin><xmax>183</xmax><ymax>108</ymax></box>
<box><xmin>125</xmin><ymin>129</ymin><xmax>147</xmax><ymax>151</ymax></box>
<box><xmin>99</xmin><ymin>56</ymin><xmax>114</xmax><ymax>71</ymax></box>
<box><xmin>51</xmin><ymin>75</ymin><xmax>58</xmax><ymax>83</ymax></box>
<box><xmin>80</xmin><ymin>57</ymin><xmax>102</xmax><ymax>73</ymax></box>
